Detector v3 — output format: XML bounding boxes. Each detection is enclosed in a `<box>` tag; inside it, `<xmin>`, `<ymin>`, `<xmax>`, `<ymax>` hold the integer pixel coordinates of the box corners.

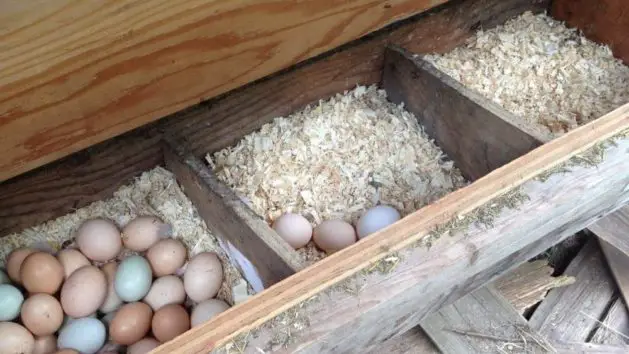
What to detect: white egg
<box><xmin>356</xmin><ymin>205</ymin><xmax>401</xmax><ymax>239</ymax></box>
<box><xmin>57</xmin><ymin>317</ymin><xmax>106</xmax><ymax>354</ymax></box>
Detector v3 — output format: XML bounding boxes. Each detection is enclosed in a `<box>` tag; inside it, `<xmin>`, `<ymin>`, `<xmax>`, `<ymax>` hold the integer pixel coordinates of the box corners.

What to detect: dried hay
<box><xmin>0</xmin><ymin>166</ymin><xmax>249</xmax><ymax>305</ymax></box>
<box><xmin>207</xmin><ymin>85</ymin><xmax>468</xmax><ymax>264</ymax></box>
<box><xmin>424</xmin><ymin>11</ymin><xmax>629</xmax><ymax>139</ymax></box>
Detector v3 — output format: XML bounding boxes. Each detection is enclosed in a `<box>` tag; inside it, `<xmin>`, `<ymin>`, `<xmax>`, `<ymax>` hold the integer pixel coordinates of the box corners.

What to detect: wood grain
<box><xmin>149</xmin><ymin>100</ymin><xmax>629</xmax><ymax>353</ymax></box>
<box><xmin>0</xmin><ymin>0</ymin><xmax>452</xmax><ymax>183</ymax></box>
<box><xmin>163</xmin><ymin>139</ymin><xmax>303</xmax><ymax>288</ymax></box>
<box><xmin>590</xmin><ymin>207</ymin><xmax>629</xmax><ymax>257</ymax></box>
<box><xmin>0</xmin><ymin>0</ymin><xmax>550</xmax><ymax>236</ymax></box>
<box><xmin>529</xmin><ymin>239</ymin><xmax>616</xmax><ymax>342</ymax></box>
<box><xmin>552</xmin><ymin>0</ymin><xmax>629</xmax><ymax>65</ymax></box>
<box><xmin>553</xmin><ymin>342</ymin><xmax>629</xmax><ymax>353</ymax></box>
<box><xmin>420</xmin><ymin>285</ymin><xmax>552</xmax><ymax>354</ymax></box>
<box><xmin>591</xmin><ymin>297</ymin><xmax>629</xmax><ymax>345</ymax></box>
<box><xmin>598</xmin><ymin>237</ymin><xmax>629</xmax><ymax>317</ymax></box>
<box><xmin>382</xmin><ymin>46</ymin><xmax>543</xmax><ymax>181</ymax></box>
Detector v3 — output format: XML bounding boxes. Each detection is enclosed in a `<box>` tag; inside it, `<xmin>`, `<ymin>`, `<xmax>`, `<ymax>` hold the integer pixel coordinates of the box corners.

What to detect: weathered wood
<box><xmin>370</xmin><ymin>327</ymin><xmax>439</xmax><ymax>354</ymax></box>
<box><xmin>598</xmin><ymin>237</ymin><xmax>629</xmax><ymax>312</ymax></box>
<box><xmin>0</xmin><ymin>0</ymin><xmax>454</xmax><ymax>182</ymax></box>
<box><xmin>552</xmin><ymin>0</ymin><xmax>629</xmax><ymax>65</ymax></box>
<box><xmin>493</xmin><ymin>260</ymin><xmax>575</xmax><ymax>314</ymax></box>
<box><xmin>590</xmin><ymin>207</ymin><xmax>629</xmax><ymax>257</ymax></box>
<box><xmin>163</xmin><ymin>139</ymin><xmax>303</xmax><ymax>289</ymax></box>
<box><xmin>553</xmin><ymin>342</ymin><xmax>629</xmax><ymax>354</ymax></box>
<box><xmin>0</xmin><ymin>0</ymin><xmax>550</xmax><ymax>236</ymax></box>
<box><xmin>529</xmin><ymin>239</ymin><xmax>616</xmax><ymax>342</ymax></box>
<box><xmin>591</xmin><ymin>297</ymin><xmax>629</xmax><ymax>345</ymax></box>
<box><xmin>382</xmin><ymin>45</ymin><xmax>544</xmax><ymax>181</ymax></box>
<box><xmin>420</xmin><ymin>285</ymin><xmax>553</xmax><ymax>354</ymax></box>
<box><xmin>151</xmin><ymin>99</ymin><xmax>629</xmax><ymax>353</ymax></box>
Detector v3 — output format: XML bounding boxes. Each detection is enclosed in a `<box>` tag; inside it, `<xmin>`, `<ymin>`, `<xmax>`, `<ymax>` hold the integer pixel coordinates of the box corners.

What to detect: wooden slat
<box><xmin>0</xmin><ymin>0</ymin><xmax>550</xmax><ymax>236</ymax></box>
<box><xmin>553</xmin><ymin>342</ymin><xmax>629</xmax><ymax>354</ymax></box>
<box><xmin>590</xmin><ymin>207</ymin><xmax>629</xmax><ymax>256</ymax></box>
<box><xmin>529</xmin><ymin>239</ymin><xmax>616</xmax><ymax>342</ymax></box>
<box><xmin>552</xmin><ymin>0</ymin><xmax>629</xmax><ymax>65</ymax></box>
<box><xmin>150</xmin><ymin>94</ymin><xmax>629</xmax><ymax>353</ymax></box>
<box><xmin>598</xmin><ymin>237</ymin><xmax>629</xmax><ymax>311</ymax></box>
<box><xmin>420</xmin><ymin>285</ymin><xmax>553</xmax><ymax>354</ymax></box>
<box><xmin>163</xmin><ymin>139</ymin><xmax>303</xmax><ymax>288</ymax></box>
<box><xmin>0</xmin><ymin>0</ymin><xmax>452</xmax><ymax>183</ymax></box>
<box><xmin>591</xmin><ymin>297</ymin><xmax>629</xmax><ymax>345</ymax></box>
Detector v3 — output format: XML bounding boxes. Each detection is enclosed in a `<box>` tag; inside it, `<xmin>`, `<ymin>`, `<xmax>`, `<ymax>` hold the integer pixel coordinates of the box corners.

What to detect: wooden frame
<box><xmin>2</xmin><ymin>0</ymin><xmax>629</xmax><ymax>353</ymax></box>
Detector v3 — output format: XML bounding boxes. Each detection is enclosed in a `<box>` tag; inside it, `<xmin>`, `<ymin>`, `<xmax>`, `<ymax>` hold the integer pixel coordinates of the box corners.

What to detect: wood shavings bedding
<box><xmin>207</xmin><ymin>85</ymin><xmax>467</xmax><ymax>264</ymax></box>
<box><xmin>424</xmin><ymin>11</ymin><xmax>629</xmax><ymax>139</ymax></box>
<box><xmin>0</xmin><ymin>166</ymin><xmax>249</xmax><ymax>305</ymax></box>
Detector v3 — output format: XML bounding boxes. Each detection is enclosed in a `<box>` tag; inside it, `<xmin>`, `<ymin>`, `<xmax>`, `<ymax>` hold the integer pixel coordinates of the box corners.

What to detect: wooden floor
<box><xmin>375</xmin><ymin>207</ymin><xmax>629</xmax><ymax>353</ymax></box>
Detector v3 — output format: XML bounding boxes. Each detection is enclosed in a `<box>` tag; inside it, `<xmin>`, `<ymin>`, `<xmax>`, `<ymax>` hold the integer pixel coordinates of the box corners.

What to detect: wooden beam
<box><xmin>150</xmin><ymin>84</ymin><xmax>629</xmax><ymax>353</ymax></box>
<box><xmin>552</xmin><ymin>0</ymin><xmax>629</xmax><ymax>65</ymax></box>
<box><xmin>590</xmin><ymin>297</ymin><xmax>629</xmax><ymax>345</ymax></box>
<box><xmin>420</xmin><ymin>285</ymin><xmax>553</xmax><ymax>354</ymax></box>
<box><xmin>163</xmin><ymin>139</ymin><xmax>303</xmax><ymax>288</ymax></box>
<box><xmin>0</xmin><ymin>0</ymin><xmax>452</xmax><ymax>183</ymax></box>
<box><xmin>598</xmin><ymin>237</ymin><xmax>629</xmax><ymax>311</ymax></box>
<box><xmin>553</xmin><ymin>342</ymin><xmax>629</xmax><ymax>354</ymax></box>
<box><xmin>529</xmin><ymin>239</ymin><xmax>616</xmax><ymax>342</ymax></box>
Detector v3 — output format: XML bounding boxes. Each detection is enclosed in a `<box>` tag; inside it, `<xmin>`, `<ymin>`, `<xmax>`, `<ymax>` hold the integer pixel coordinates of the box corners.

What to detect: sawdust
<box><xmin>424</xmin><ymin>11</ymin><xmax>629</xmax><ymax>139</ymax></box>
<box><xmin>0</xmin><ymin>166</ymin><xmax>249</xmax><ymax>305</ymax></box>
<box><xmin>207</xmin><ymin>85</ymin><xmax>468</xmax><ymax>264</ymax></box>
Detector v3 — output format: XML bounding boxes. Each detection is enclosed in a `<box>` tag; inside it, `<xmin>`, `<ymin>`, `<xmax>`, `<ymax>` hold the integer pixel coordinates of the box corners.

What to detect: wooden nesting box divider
<box><xmin>2</xmin><ymin>0</ymin><xmax>629</xmax><ymax>353</ymax></box>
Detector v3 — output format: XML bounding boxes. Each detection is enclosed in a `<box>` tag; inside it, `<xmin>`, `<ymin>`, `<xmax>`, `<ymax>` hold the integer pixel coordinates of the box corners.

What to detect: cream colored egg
<box><xmin>122</xmin><ymin>216</ymin><xmax>171</xmax><ymax>252</ymax></box>
<box><xmin>20</xmin><ymin>252</ymin><xmax>64</xmax><ymax>295</ymax></box>
<box><xmin>60</xmin><ymin>265</ymin><xmax>107</xmax><ymax>318</ymax></box>
<box><xmin>313</xmin><ymin>219</ymin><xmax>357</xmax><ymax>253</ymax></box>
<box><xmin>143</xmin><ymin>275</ymin><xmax>186</xmax><ymax>311</ymax></box>
<box><xmin>127</xmin><ymin>337</ymin><xmax>160</xmax><ymax>354</ymax></box>
<box><xmin>190</xmin><ymin>299</ymin><xmax>230</xmax><ymax>327</ymax></box>
<box><xmin>57</xmin><ymin>249</ymin><xmax>91</xmax><ymax>279</ymax></box>
<box><xmin>0</xmin><ymin>322</ymin><xmax>35</xmax><ymax>354</ymax></box>
<box><xmin>21</xmin><ymin>293</ymin><xmax>64</xmax><ymax>336</ymax></box>
<box><xmin>272</xmin><ymin>213</ymin><xmax>313</xmax><ymax>249</ymax></box>
<box><xmin>184</xmin><ymin>252</ymin><xmax>223</xmax><ymax>302</ymax></box>
<box><xmin>76</xmin><ymin>218</ymin><xmax>122</xmax><ymax>262</ymax></box>
<box><xmin>6</xmin><ymin>247</ymin><xmax>35</xmax><ymax>284</ymax></box>
<box><xmin>146</xmin><ymin>239</ymin><xmax>187</xmax><ymax>276</ymax></box>
<box><xmin>33</xmin><ymin>335</ymin><xmax>57</xmax><ymax>354</ymax></box>
<box><xmin>99</xmin><ymin>262</ymin><xmax>123</xmax><ymax>313</ymax></box>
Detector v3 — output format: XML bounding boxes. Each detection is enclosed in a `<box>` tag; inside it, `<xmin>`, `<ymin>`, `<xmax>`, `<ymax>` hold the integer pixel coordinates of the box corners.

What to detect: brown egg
<box><xmin>146</xmin><ymin>239</ymin><xmax>187</xmax><ymax>276</ymax></box>
<box><xmin>127</xmin><ymin>337</ymin><xmax>160</xmax><ymax>354</ymax></box>
<box><xmin>6</xmin><ymin>247</ymin><xmax>35</xmax><ymax>283</ymax></box>
<box><xmin>33</xmin><ymin>335</ymin><xmax>57</xmax><ymax>354</ymax></box>
<box><xmin>183</xmin><ymin>252</ymin><xmax>223</xmax><ymax>302</ymax></box>
<box><xmin>57</xmin><ymin>249</ymin><xmax>91</xmax><ymax>279</ymax></box>
<box><xmin>272</xmin><ymin>213</ymin><xmax>313</xmax><ymax>249</ymax></box>
<box><xmin>76</xmin><ymin>218</ymin><xmax>122</xmax><ymax>262</ymax></box>
<box><xmin>122</xmin><ymin>215</ymin><xmax>171</xmax><ymax>252</ymax></box>
<box><xmin>54</xmin><ymin>350</ymin><xmax>79</xmax><ymax>354</ymax></box>
<box><xmin>0</xmin><ymin>322</ymin><xmax>35</xmax><ymax>354</ymax></box>
<box><xmin>60</xmin><ymin>265</ymin><xmax>107</xmax><ymax>318</ymax></box>
<box><xmin>20</xmin><ymin>252</ymin><xmax>64</xmax><ymax>294</ymax></box>
<box><xmin>21</xmin><ymin>293</ymin><xmax>64</xmax><ymax>336</ymax></box>
<box><xmin>99</xmin><ymin>262</ymin><xmax>123</xmax><ymax>313</ymax></box>
<box><xmin>143</xmin><ymin>275</ymin><xmax>186</xmax><ymax>311</ymax></box>
<box><xmin>313</xmin><ymin>219</ymin><xmax>357</xmax><ymax>253</ymax></box>
<box><xmin>151</xmin><ymin>304</ymin><xmax>190</xmax><ymax>342</ymax></box>
<box><xmin>109</xmin><ymin>302</ymin><xmax>153</xmax><ymax>345</ymax></box>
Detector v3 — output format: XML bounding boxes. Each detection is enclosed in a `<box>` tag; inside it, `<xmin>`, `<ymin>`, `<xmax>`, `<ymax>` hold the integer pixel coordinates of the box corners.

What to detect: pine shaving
<box><xmin>424</xmin><ymin>11</ymin><xmax>629</xmax><ymax>139</ymax></box>
<box><xmin>0</xmin><ymin>166</ymin><xmax>248</xmax><ymax>305</ymax></box>
<box><xmin>208</xmin><ymin>85</ymin><xmax>467</xmax><ymax>263</ymax></box>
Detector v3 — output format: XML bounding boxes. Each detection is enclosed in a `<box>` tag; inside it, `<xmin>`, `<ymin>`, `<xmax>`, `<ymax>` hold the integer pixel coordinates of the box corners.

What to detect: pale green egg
<box><xmin>114</xmin><ymin>255</ymin><xmax>153</xmax><ymax>302</ymax></box>
<box><xmin>0</xmin><ymin>284</ymin><xmax>24</xmax><ymax>321</ymax></box>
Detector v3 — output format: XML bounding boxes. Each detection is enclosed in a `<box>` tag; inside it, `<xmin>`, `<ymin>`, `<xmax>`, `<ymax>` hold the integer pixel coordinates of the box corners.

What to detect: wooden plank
<box><xmin>591</xmin><ymin>297</ymin><xmax>629</xmax><ymax>345</ymax></box>
<box><xmin>529</xmin><ymin>239</ymin><xmax>616</xmax><ymax>342</ymax></box>
<box><xmin>0</xmin><ymin>0</ymin><xmax>550</xmax><ymax>236</ymax></box>
<box><xmin>598</xmin><ymin>237</ymin><xmax>629</xmax><ymax>312</ymax></box>
<box><xmin>163</xmin><ymin>139</ymin><xmax>303</xmax><ymax>288</ymax></box>
<box><xmin>552</xmin><ymin>0</ymin><xmax>629</xmax><ymax>65</ymax></box>
<box><xmin>0</xmin><ymin>0</ymin><xmax>451</xmax><ymax>183</ymax></box>
<box><xmin>420</xmin><ymin>285</ymin><xmax>554</xmax><ymax>354</ymax></box>
<box><xmin>553</xmin><ymin>342</ymin><xmax>629</xmax><ymax>354</ymax></box>
<box><xmin>382</xmin><ymin>45</ymin><xmax>544</xmax><ymax>181</ymax></box>
<box><xmin>590</xmin><ymin>207</ymin><xmax>629</xmax><ymax>256</ymax></box>
<box><xmin>150</xmin><ymin>100</ymin><xmax>629</xmax><ymax>353</ymax></box>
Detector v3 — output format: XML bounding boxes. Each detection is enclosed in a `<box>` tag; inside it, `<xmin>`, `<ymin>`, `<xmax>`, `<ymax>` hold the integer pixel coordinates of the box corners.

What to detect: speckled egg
<box><xmin>313</xmin><ymin>219</ymin><xmax>357</xmax><ymax>253</ymax></box>
<box><xmin>122</xmin><ymin>216</ymin><xmax>171</xmax><ymax>252</ymax></box>
<box><xmin>184</xmin><ymin>252</ymin><xmax>223</xmax><ymax>302</ymax></box>
<box><xmin>114</xmin><ymin>255</ymin><xmax>153</xmax><ymax>302</ymax></box>
<box><xmin>356</xmin><ymin>205</ymin><xmax>401</xmax><ymax>239</ymax></box>
<box><xmin>57</xmin><ymin>317</ymin><xmax>106</xmax><ymax>354</ymax></box>
<box><xmin>76</xmin><ymin>218</ymin><xmax>122</xmax><ymax>262</ymax></box>
<box><xmin>0</xmin><ymin>322</ymin><xmax>35</xmax><ymax>354</ymax></box>
<box><xmin>21</xmin><ymin>293</ymin><xmax>64</xmax><ymax>336</ymax></box>
<box><xmin>0</xmin><ymin>284</ymin><xmax>24</xmax><ymax>321</ymax></box>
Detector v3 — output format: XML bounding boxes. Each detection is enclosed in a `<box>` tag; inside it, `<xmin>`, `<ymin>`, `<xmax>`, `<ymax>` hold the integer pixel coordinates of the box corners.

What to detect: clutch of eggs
<box><xmin>0</xmin><ymin>215</ymin><xmax>230</xmax><ymax>354</ymax></box>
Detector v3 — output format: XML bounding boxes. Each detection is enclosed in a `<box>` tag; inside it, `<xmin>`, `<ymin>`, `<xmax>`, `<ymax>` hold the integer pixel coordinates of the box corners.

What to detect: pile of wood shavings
<box><xmin>0</xmin><ymin>166</ymin><xmax>249</xmax><ymax>304</ymax></box>
<box><xmin>208</xmin><ymin>85</ymin><xmax>467</xmax><ymax>263</ymax></box>
<box><xmin>424</xmin><ymin>11</ymin><xmax>629</xmax><ymax>139</ymax></box>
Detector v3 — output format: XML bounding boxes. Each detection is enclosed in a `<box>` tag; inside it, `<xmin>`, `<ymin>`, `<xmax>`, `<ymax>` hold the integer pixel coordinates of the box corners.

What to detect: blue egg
<box><xmin>0</xmin><ymin>284</ymin><xmax>24</xmax><ymax>321</ymax></box>
<box><xmin>57</xmin><ymin>317</ymin><xmax>106</xmax><ymax>354</ymax></box>
<box><xmin>114</xmin><ymin>255</ymin><xmax>153</xmax><ymax>302</ymax></box>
